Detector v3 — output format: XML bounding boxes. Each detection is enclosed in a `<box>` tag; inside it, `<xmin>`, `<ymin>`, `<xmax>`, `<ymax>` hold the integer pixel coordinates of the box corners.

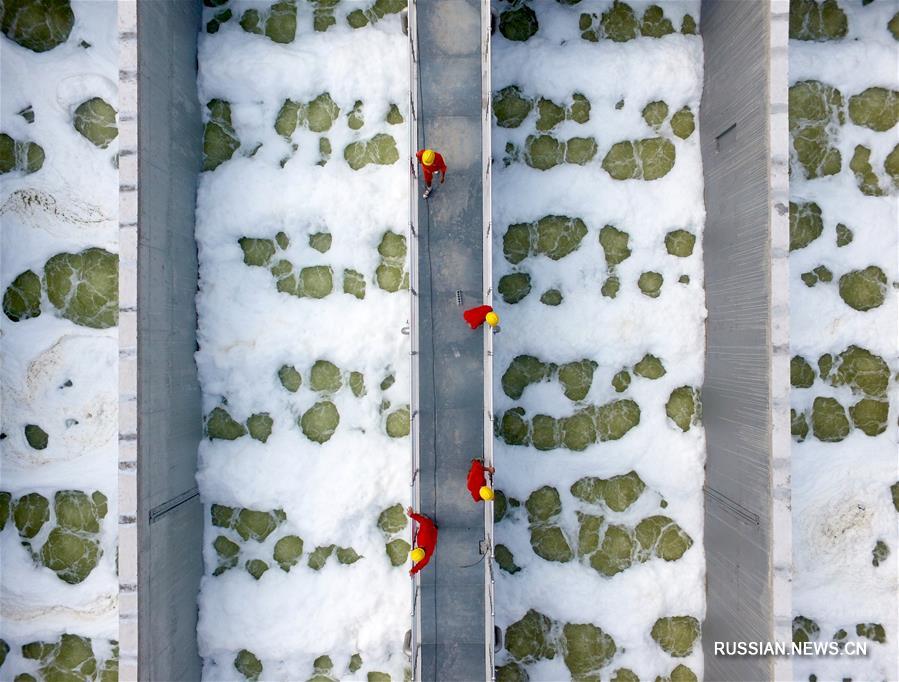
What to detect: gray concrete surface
<box><xmin>415</xmin><ymin>0</ymin><xmax>488</xmax><ymax>678</ymax></box>
<box><xmin>700</xmin><ymin>2</ymin><xmax>774</xmax><ymax>680</ymax></box>
<box><xmin>135</xmin><ymin>1</ymin><xmax>204</xmax><ymax>680</ymax></box>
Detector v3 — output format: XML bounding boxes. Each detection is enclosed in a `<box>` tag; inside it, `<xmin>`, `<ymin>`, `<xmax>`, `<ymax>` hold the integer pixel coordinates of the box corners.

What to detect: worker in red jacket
<box><xmin>463</xmin><ymin>304</ymin><xmax>499</xmax><ymax>330</ymax></box>
<box><xmin>467</xmin><ymin>459</ymin><xmax>496</xmax><ymax>502</ymax></box>
<box><xmin>407</xmin><ymin>507</ymin><xmax>438</xmax><ymax>576</ymax></box>
<box><xmin>416</xmin><ymin>148</ymin><xmax>447</xmax><ymax>198</ymax></box>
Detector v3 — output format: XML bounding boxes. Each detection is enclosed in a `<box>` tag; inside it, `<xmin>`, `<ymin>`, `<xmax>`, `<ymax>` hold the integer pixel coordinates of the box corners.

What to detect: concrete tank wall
<box><xmin>134</xmin><ymin>1</ymin><xmax>205</xmax><ymax>680</ymax></box>
<box><xmin>700</xmin><ymin>1</ymin><xmax>791</xmax><ymax>680</ymax></box>
<box><xmin>123</xmin><ymin>1</ymin><xmax>794</xmax><ymax>679</ymax></box>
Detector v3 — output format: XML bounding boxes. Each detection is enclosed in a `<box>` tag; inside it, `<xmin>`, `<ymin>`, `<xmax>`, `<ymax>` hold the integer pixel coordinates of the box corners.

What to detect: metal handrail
<box><xmin>407</xmin><ymin>0</ymin><xmax>422</xmax><ymax>680</ymax></box>
<box><xmin>481</xmin><ymin>0</ymin><xmax>496</xmax><ymax>680</ymax></box>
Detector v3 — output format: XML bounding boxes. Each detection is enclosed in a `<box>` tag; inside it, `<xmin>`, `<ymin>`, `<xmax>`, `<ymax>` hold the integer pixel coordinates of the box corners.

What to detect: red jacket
<box><xmin>409</xmin><ymin>512</ymin><xmax>438</xmax><ymax>575</ymax></box>
<box><xmin>467</xmin><ymin>459</ymin><xmax>487</xmax><ymax>502</ymax></box>
<box><xmin>463</xmin><ymin>305</ymin><xmax>493</xmax><ymax>329</ymax></box>
<box><xmin>416</xmin><ymin>149</ymin><xmax>447</xmax><ymax>175</ymax></box>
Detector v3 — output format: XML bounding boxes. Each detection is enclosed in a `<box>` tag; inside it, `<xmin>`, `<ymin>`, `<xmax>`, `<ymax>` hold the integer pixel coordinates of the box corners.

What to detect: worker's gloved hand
<box><xmin>440</xmin><ymin>175</ymin><xmax>445</xmax><ymax>183</ymax></box>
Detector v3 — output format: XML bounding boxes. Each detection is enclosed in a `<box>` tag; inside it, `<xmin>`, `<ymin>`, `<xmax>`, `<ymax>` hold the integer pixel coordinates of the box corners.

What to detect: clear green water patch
<box><xmin>503</xmin><ymin>215</ymin><xmax>589</xmax><ymax>264</ymax></box>
<box><xmin>500</xmin><ymin>354</ymin><xmax>599</xmax><ymax>401</ymax></box>
<box><xmin>636</xmin><ymin>100</ymin><xmax>693</xmax><ymax>144</ymax></box>
<box><xmin>237</xmin><ymin>0</ymin><xmax>297</xmax><ymax>43</ymax></box>
<box><xmin>638</xmin><ymin>271</ymin><xmax>664</xmax><ymax>298</ymax></box>
<box><xmin>24</xmin><ymin>424</ymin><xmax>49</xmax><ymax>450</ymax></box>
<box><xmin>670</xmin><ymin>107</ymin><xmax>696</xmax><ymax>140</ymax></box>
<box><xmin>828</xmin><ymin>345</ymin><xmax>888</xmax><ymax>397</ymax></box>
<box><xmin>524</xmin><ymin>134</ymin><xmax>597</xmax><ymax>170</ymax></box>
<box><xmin>579</xmin><ymin>3</ymin><xmax>692</xmax><ymax>42</ymax></box>
<box><xmin>346</xmin><ymin>0</ymin><xmax>406</xmax><ymax>31</ymax></box>
<box><xmin>209</xmin><ymin>504</ymin><xmax>368</xmax><ymax>578</ymax></box>
<box><xmin>0</xmin><ymin>0</ymin><xmax>75</xmax><ymax>52</ymax></box>
<box><xmin>344</xmin><ymin>133</ymin><xmax>399</xmax><ymax>170</ymax></box>
<box><xmin>384</xmin><ymin>405</ymin><xmax>410</xmax><ymax>438</ymax></box>
<box><xmin>203</xmin><ymin>99</ymin><xmax>240</xmax><ymax>171</ymax></box>
<box><xmin>500</xmin><ymin>474</ymin><xmax>694</xmax><ymax>577</ymax></box>
<box><xmin>789</xmin><ymin>0</ymin><xmax>847</xmax><ymax>40</ymax></box>
<box><xmin>789</xmin><ymin>81</ymin><xmax>843</xmax><ymax>179</ymax></box>
<box><xmin>300</xmin><ymin>401</ymin><xmax>340</xmax><ymax>443</ymax></box>
<box><xmin>538</xmin><ymin>93</ymin><xmax>590</xmax><ymax>130</ymax></box>
<box><xmin>43</xmin><ymin>248</ymin><xmax>118</xmax><ymax>328</ymax></box>
<box><xmin>599</xmin><ymin>225</ymin><xmax>631</xmax><ymax>267</ymax></box>
<box><xmin>665</xmin><ymin>230</ymin><xmax>696</xmax><ymax>257</ymax></box>
<box><xmin>789</xmin><ymin>201</ymin><xmax>823</xmax><ymax>251</ymax></box>
<box><xmin>10</xmin><ymin>634</ymin><xmax>118</xmax><ymax>682</ymax></box>
<box><xmin>212</xmin><ymin>504</ymin><xmax>286</xmax><ymax>542</ymax></box>
<box><xmin>0</xmin><ymin>132</ymin><xmax>44</xmax><ymax>175</ymax></box>
<box><xmin>503</xmin><ymin>609</ymin><xmax>617</xmax><ymax>678</ymax></box>
<box><xmin>540</xmin><ymin>288</ymin><xmax>563</xmax><ymax>306</ymax></box>
<box><xmin>495</xmin><ymin>544</ymin><xmax>521</xmax><ymax>574</ymax></box>
<box><xmin>849</xmin><ymin>145</ymin><xmax>885</xmax><ymax>196</ymax></box>
<box><xmin>4</xmin><ymin>248</ymin><xmax>119</xmax><ymax>328</ymax></box>
<box><xmin>499</xmin><ymin>5</ymin><xmax>538</xmax><ymax>42</ymax></box>
<box><xmin>205</xmin><ymin>406</ymin><xmax>249</xmax><ymax>440</ymax></box>
<box><xmin>838</xmin><ymin>265</ymin><xmax>887</xmax><ymax>311</ymax></box>
<box><xmin>791</xmin><ymin>613</ymin><xmax>888</xmax><ymax>662</ymax></box>
<box><xmin>72</xmin><ymin>97</ymin><xmax>117</xmax><ymax>149</ymax></box>
<box><xmin>642</xmin><ymin>101</ymin><xmax>669</xmax><ymax>128</ymax></box>
<box><xmin>651</xmin><ymin>616</ymin><xmax>700</xmax><ymax>657</ymax></box>
<box><xmin>239</xmin><ymin>236</ymin><xmax>339</xmax><ymax>299</ymax></box>
<box><xmin>275</xmin><ymin>93</ymin><xmax>339</xmax><ymax>138</ymax></box>
<box><xmin>494</xmin><ymin>86</ymin><xmax>533</xmax><ymax>129</ymax></box>
<box><xmin>3</xmin><ymin>269</ymin><xmax>42</xmax><ymax>321</ymax></box>
<box><xmin>205</xmin><ymin>358</ymin><xmax>398</xmax><ymax>444</ymax></box>
<box><xmin>491</xmin><ymin>84</ymin><xmax>592</xmax><ymax>134</ymax></box>
<box><xmin>498</xmin><ymin>272</ymin><xmax>532</xmax><ymax>304</ymax></box>
<box><xmin>234</xmin><ymin>649</ymin><xmax>263</xmax><ymax>681</ymax></box>
<box><xmin>848</xmin><ymin>87</ymin><xmax>899</xmax><ymax>133</ymax></box>
<box><xmin>871</xmin><ymin>540</ymin><xmax>890</xmax><ymax>568</ymax></box>
<box><xmin>376</xmin><ymin>231</ymin><xmax>409</xmax><ymax>293</ymax></box>
<box><xmin>497</xmin><ymin>399</ymin><xmax>641</xmax><ymax>450</ymax></box>
<box><xmin>377</xmin><ymin>503</ymin><xmax>410</xmax><ymax>568</ymax></box>
<box><xmin>792</xmin><ymin>346</ymin><xmax>892</xmax><ymax>441</ymax></box>
<box><xmin>1</xmin><ymin>490</ymin><xmax>108</xmax><ymax>584</ymax></box>
<box><xmin>571</xmin><ymin>472</ymin><xmax>645</xmax><ymax>511</ymax></box>
<box><xmin>205</xmin><ymin>6</ymin><xmax>232</xmax><ymax>34</ymax></box>
<box><xmin>386</xmin><ymin>103</ymin><xmax>404</xmax><ymax>125</ymax></box>
<box><xmin>231</xmin><ymin>649</ymin><xmax>400</xmax><ymax>682</ymax></box>
<box><xmin>602</xmin><ymin>138</ymin><xmax>676</xmax><ymax>181</ymax></box>
<box><xmin>665</xmin><ymin>386</ymin><xmax>701</xmax><ymax>431</ymax></box>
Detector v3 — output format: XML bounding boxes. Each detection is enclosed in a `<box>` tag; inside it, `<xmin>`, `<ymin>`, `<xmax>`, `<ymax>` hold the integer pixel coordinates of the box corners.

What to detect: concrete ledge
<box><xmin>117</xmin><ymin>2</ymin><xmax>139</xmax><ymax>678</ymax></box>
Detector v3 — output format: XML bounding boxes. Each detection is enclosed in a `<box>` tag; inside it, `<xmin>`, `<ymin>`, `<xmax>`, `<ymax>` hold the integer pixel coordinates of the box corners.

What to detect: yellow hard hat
<box><xmin>422</xmin><ymin>149</ymin><xmax>435</xmax><ymax>165</ymax></box>
<box><xmin>479</xmin><ymin>486</ymin><xmax>495</xmax><ymax>501</ymax></box>
<box><xmin>485</xmin><ymin>311</ymin><xmax>499</xmax><ymax>327</ymax></box>
<box><xmin>410</xmin><ymin>547</ymin><xmax>426</xmax><ymax>563</ymax></box>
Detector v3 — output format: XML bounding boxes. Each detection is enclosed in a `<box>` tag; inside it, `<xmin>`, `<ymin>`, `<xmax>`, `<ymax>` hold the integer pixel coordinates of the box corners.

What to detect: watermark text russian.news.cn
<box><xmin>713</xmin><ymin>641</ymin><xmax>868</xmax><ymax>657</ymax></box>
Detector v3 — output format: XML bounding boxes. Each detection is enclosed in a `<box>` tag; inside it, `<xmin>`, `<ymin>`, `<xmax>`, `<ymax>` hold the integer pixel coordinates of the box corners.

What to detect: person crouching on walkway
<box><xmin>463</xmin><ymin>304</ymin><xmax>499</xmax><ymax>330</ymax></box>
<box><xmin>467</xmin><ymin>458</ymin><xmax>495</xmax><ymax>503</ymax></box>
<box><xmin>416</xmin><ymin>148</ymin><xmax>447</xmax><ymax>199</ymax></box>
<box><xmin>407</xmin><ymin>507</ymin><xmax>438</xmax><ymax>576</ymax></box>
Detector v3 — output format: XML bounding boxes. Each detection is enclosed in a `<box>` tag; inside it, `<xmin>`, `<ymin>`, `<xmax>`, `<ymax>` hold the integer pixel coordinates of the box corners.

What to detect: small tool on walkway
<box><xmin>455</xmin><ymin>290</ymin><xmax>463</xmax><ymax>306</ymax></box>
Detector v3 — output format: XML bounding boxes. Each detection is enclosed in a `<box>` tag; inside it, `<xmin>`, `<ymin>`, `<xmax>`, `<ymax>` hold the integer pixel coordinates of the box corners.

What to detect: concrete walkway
<box><xmin>415</xmin><ymin>0</ymin><xmax>487</xmax><ymax>678</ymax></box>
